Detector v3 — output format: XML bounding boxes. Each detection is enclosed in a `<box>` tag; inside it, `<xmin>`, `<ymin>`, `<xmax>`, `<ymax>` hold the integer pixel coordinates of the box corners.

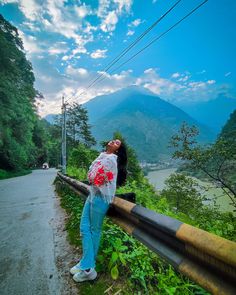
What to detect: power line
<box><xmin>65</xmin><ymin>0</ymin><xmax>183</xmax><ymax>103</ymax></box>
<box><xmin>83</xmin><ymin>0</ymin><xmax>183</xmax><ymax>92</ymax></box>
<box><xmin>86</xmin><ymin>0</ymin><xmax>209</xmax><ymax>88</ymax></box>
<box><xmin>67</xmin><ymin>0</ymin><xmax>208</xmax><ymax>103</ymax></box>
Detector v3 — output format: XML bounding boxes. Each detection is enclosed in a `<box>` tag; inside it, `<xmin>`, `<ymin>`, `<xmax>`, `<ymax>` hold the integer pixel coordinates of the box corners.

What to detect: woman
<box><xmin>70</xmin><ymin>139</ymin><xmax>127</xmax><ymax>282</ymax></box>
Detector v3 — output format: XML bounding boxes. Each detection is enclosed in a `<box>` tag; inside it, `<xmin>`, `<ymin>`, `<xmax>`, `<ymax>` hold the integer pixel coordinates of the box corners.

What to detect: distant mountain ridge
<box><xmin>44</xmin><ymin>86</ymin><xmax>231</xmax><ymax>162</ymax></box>
<box><xmin>83</xmin><ymin>86</ymin><xmax>215</xmax><ymax>162</ymax></box>
<box><xmin>220</xmin><ymin>109</ymin><xmax>236</xmax><ymax>138</ymax></box>
<box><xmin>44</xmin><ymin>114</ymin><xmax>56</xmax><ymax>124</ymax></box>
<box><xmin>174</xmin><ymin>94</ymin><xmax>236</xmax><ymax>134</ymax></box>
<box><xmin>83</xmin><ymin>86</ymin><xmax>153</xmax><ymax>123</ymax></box>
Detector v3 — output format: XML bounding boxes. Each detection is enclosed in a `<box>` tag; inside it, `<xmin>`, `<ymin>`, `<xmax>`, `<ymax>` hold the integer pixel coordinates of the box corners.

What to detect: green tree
<box><xmin>79</xmin><ymin>107</ymin><xmax>96</xmax><ymax>148</ymax></box>
<box><xmin>170</xmin><ymin>122</ymin><xmax>236</xmax><ymax>209</ymax></box>
<box><xmin>66</xmin><ymin>102</ymin><xmax>96</xmax><ymax>149</ymax></box>
<box><xmin>161</xmin><ymin>173</ymin><xmax>205</xmax><ymax>216</ymax></box>
<box><xmin>31</xmin><ymin>118</ymin><xmax>61</xmax><ymax>168</ymax></box>
<box><xmin>47</xmin><ymin>122</ymin><xmax>61</xmax><ymax>167</ymax></box>
<box><xmin>32</xmin><ymin>119</ymin><xmax>49</xmax><ymax>166</ymax></box>
<box><xmin>0</xmin><ymin>14</ymin><xmax>37</xmax><ymax>170</ymax></box>
<box><xmin>68</xmin><ymin>143</ymin><xmax>98</xmax><ymax>170</ymax></box>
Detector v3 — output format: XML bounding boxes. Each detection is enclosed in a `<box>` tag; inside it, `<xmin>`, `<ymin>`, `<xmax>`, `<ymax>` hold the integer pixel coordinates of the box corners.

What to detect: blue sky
<box><xmin>0</xmin><ymin>0</ymin><xmax>235</xmax><ymax>116</ymax></box>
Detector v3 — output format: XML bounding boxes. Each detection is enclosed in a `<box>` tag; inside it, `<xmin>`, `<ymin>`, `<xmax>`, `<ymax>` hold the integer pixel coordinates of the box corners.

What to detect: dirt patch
<box><xmin>50</xmin><ymin>191</ymin><xmax>81</xmax><ymax>295</ymax></box>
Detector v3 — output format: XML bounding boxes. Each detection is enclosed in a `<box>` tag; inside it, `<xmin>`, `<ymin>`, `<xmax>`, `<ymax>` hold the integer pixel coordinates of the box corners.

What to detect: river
<box><xmin>146</xmin><ymin>168</ymin><xmax>235</xmax><ymax>214</ymax></box>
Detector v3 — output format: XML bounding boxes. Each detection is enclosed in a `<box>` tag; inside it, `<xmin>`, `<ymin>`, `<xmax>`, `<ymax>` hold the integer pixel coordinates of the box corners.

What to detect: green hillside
<box><xmin>84</xmin><ymin>87</ymin><xmax>215</xmax><ymax>162</ymax></box>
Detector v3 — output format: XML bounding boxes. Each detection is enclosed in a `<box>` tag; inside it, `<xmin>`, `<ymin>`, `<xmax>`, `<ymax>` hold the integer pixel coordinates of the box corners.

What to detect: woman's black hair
<box><xmin>116</xmin><ymin>142</ymin><xmax>128</xmax><ymax>187</ymax></box>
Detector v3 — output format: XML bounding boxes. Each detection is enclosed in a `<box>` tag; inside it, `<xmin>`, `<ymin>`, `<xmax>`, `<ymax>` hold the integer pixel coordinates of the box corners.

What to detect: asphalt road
<box><xmin>0</xmin><ymin>169</ymin><xmax>68</xmax><ymax>295</ymax></box>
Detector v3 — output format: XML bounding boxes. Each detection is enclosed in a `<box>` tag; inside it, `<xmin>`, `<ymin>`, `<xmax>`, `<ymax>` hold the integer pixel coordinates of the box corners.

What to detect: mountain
<box><xmin>219</xmin><ymin>109</ymin><xmax>236</xmax><ymax>139</ymax></box>
<box><xmin>44</xmin><ymin>114</ymin><xmax>57</xmax><ymax>124</ymax></box>
<box><xmin>84</xmin><ymin>86</ymin><xmax>151</xmax><ymax>123</ymax></box>
<box><xmin>174</xmin><ymin>94</ymin><xmax>236</xmax><ymax>134</ymax></box>
<box><xmin>83</xmin><ymin>86</ymin><xmax>215</xmax><ymax>162</ymax></box>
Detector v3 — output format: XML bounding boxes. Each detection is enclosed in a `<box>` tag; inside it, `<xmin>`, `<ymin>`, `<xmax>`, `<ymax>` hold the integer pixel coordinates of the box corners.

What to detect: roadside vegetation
<box><xmin>55</xmin><ymin>180</ymin><xmax>209</xmax><ymax>295</ymax></box>
<box><xmin>55</xmin><ymin>130</ymin><xmax>235</xmax><ymax>294</ymax></box>
<box><xmin>0</xmin><ymin>169</ymin><xmax>31</xmax><ymax>180</ymax></box>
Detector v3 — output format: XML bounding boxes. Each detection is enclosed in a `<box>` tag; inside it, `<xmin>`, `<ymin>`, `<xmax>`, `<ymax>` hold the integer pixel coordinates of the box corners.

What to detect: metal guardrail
<box><xmin>57</xmin><ymin>172</ymin><xmax>236</xmax><ymax>295</ymax></box>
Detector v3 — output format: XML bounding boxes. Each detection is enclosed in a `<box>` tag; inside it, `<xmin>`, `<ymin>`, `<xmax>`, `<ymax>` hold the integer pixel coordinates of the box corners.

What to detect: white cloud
<box><xmin>178</xmin><ymin>75</ymin><xmax>190</xmax><ymax>82</ymax></box>
<box><xmin>188</xmin><ymin>81</ymin><xmax>206</xmax><ymax>88</ymax></box>
<box><xmin>138</xmin><ymin>68</ymin><xmax>184</xmax><ymax>96</ymax></box>
<box><xmin>66</xmin><ymin>66</ymin><xmax>88</xmax><ymax>76</ymax></box>
<box><xmin>22</xmin><ymin>21</ymin><xmax>41</xmax><ymax>31</ymax></box>
<box><xmin>1</xmin><ymin>0</ymin><xmax>17</xmax><ymax>3</ymax></box>
<box><xmin>97</xmin><ymin>0</ymin><xmax>110</xmax><ymax>18</ymax></box>
<box><xmin>72</xmin><ymin>47</ymin><xmax>87</xmax><ymax>55</ymax></box>
<box><xmin>2</xmin><ymin>0</ymin><xmax>41</xmax><ymax>22</ymax></box>
<box><xmin>129</xmin><ymin>18</ymin><xmax>142</xmax><ymax>27</ymax></box>
<box><xmin>127</xmin><ymin>18</ymin><xmax>142</xmax><ymax>37</ymax></box>
<box><xmin>75</xmin><ymin>4</ymin><xmax>92</xmax><ymax>18</ymax></box>
<box><xmin>135</xmin><ymin>68</ymin><xmax>222</xmax><ymax>103</ymax></box>
<box><xmin>127</xmin><ymin>30</ymin><xmax>134</xmax><ymax>36</ymax></box>
<box><xmin>48</xmin><ymin>43</ymin><xmax>68</xmax><ymax>55</ymax></box>
<box><xmin>36</xmin><ymin>66</ymin><xmax>226</xmax><ymax>117</ymax></box>
<box><xmin>48</xmin><ymin>48</ymin><xmax>67</xmax><ymax>55</ymax></box>
<box><xmin>21</xmin><ymin>0</ymin><xmax>42</xmax><ymax>21</ymax></box>
<box><xmin>38</xmin><ymin>99</ymin><xmax>62</xmax><ymax>116</ymax></box>
<box><xmin>98</xmin><ymin>0</ymin><xmax>133</xmax><ymax>33</ymax></box>
<box><xmin>18</xmin><ymin>30</ymin><xmax>43</xmax><ymax>54</ymax></box>
<box><xmin>37</xmin><ymin>67</ymin><xmax>135</xmax><ymax>116</ymax></box>
<box><xmin>62</xmin><ymin>55</ymin><xmax>69</xmax><ymax>61</ymax></box>
<box><xmin>97</xmin><ymin>0</ymin><xmax>133</xmax><ymax>17</ymax></box>
<box><xmin>84</xmin><ymin>22</ymin><xmax>98</xmax><ymax>33</ymax></box>
<box><xmin>60</xmin><ymin>47</ymin><xmax>85</xmax><ymax>62</ymax></box>
<box><xmin>77</xmin><ymin>68</ymin><xmax>88</xmax><ymax>75</ymax></box>
<box><xmin>4</xmin><ymin>0</ymin><xmax>133</xmax><ymax>57</ymax></box>
<box><xmin>144</xmin><ymin>68</ymin><xmax>156</xmax><ymax>75</ymax></box>
<box><xmin>100</xmin><ymin>10</ymin><xmax>118</xmax><ymax>32</ymax></box>
<box><xmin>207</xmin><ymin>80</ymin><xmax>216</xmax><ymax>85</ymax></box>
<box><xmin>7</xmin><ymin>0</ymin><xmax>94</xmax><ymax>51</ymax></box>
<box><xmin>26</xmin><ymin>1</ymin><xmax>92</xmax><ymax>51</ymax></box>
<box><xmin>171</xmin><ymin>72</ymin><xmax>180</xmax><ymax>78</ymax></box>
<box><xmin>101</xmin><ymin>69</ymin><xmax>133</xmax><ymax>81</ymax></box>
<box><xmin>132</xmin><ymin>19</ymin><xmax>141</xmax><ymax>27</ymax></box>
<box><xmin>113</xmin><ymin>0</ymin><xmax>133</xmax><ymax>13</ymax></box>
<box><xmin>91</xmin><ymin>49</ymin><xmax>107</xmax><ymax>59</ymax></box>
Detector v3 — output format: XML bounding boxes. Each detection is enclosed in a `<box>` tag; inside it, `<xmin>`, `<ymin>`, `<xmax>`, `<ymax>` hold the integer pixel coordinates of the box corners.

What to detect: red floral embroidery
<box><xmin>88</xmin><ymin>163</ymin><xmax>114</xmax><ymax>187</ymax></box>
<box><xmin>97</xmin><ymin>167</ymin><xmax>105</xmax><ymax>174</ymax></box>
<box><xmin>106</xmin><ymin>171</ymin><xmax>114</xmax><ymax>181</ymax></box>
<box><xmin>94</xmin><ymin>174</ymin><xmax>105</xmax><ymax>186</ymax></box>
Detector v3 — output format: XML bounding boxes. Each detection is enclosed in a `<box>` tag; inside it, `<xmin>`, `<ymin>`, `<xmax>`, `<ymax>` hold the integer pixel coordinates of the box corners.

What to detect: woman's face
<box><xmin>107</xmin><ymin>139</ymin><xmax>121</xmax><ymax>153</ymax></box>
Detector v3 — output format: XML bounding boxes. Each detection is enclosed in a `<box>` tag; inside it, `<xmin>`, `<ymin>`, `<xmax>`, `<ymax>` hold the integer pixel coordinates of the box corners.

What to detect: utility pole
<box><xmin>61</xmin><ymin>96</ymin><xmax>67</xmax><ymax>174</ymax></box>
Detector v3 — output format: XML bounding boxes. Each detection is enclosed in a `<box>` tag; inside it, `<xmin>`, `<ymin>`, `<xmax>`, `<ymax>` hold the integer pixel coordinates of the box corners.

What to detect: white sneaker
<box><xmin>70</xmin><ymin>262</ymin><xmax>81</xmax><ymax>275</ymax></box>
<box><xmin>73</xmin><ymin>268</ymin><xmax>97</xmax><ymax>282</ymax></box>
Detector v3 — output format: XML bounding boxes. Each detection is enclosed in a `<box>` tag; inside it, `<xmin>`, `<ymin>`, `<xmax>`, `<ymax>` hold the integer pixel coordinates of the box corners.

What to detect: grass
<box><xmin>0</xmin><ymin>169</ymin><xmax>32</xmax><ymax>180</ymax></box>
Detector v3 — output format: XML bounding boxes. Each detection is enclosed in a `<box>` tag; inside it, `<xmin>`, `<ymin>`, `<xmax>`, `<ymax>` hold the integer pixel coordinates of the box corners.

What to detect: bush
<box><xmin>0</xmin><ymin>169</ymin><xmax>31</xmax><ymax>179</ymax></box>
<box><xmin>68</xmin><ymin>143</ymin><xmax>98</xmax><ymax>170</ymax></box>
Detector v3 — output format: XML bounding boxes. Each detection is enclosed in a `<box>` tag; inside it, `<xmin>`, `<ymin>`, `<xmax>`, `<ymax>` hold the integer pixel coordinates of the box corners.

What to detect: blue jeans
<box><xmin>79</xmin><ymin>196</ymin><xmax>109</xmax><ymax>270</ymax></box>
